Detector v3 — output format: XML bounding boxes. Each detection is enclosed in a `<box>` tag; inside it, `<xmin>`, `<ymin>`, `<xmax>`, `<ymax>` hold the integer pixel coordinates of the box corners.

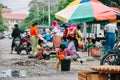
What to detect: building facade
<box><xmin>2</xmin><ymin>6</ymin><xmax>12</xmax><ymax>13</ymax></box>
<box><xmin>2</xmin><ymin>13</ymin><xmax>27</xmax><ymax>31</ymax></box>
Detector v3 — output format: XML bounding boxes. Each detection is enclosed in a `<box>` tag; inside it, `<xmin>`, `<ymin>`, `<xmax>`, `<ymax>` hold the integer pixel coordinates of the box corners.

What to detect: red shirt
<box><xmin>63</xmin><ymin>28</ymin><xmax>68</xmax><ymax>37</ymax></box>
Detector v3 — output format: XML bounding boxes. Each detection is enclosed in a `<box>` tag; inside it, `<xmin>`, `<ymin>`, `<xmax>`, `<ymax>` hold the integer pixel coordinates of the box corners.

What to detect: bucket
<box><xmin>61</xmin><ymin>59</ymin><xmax>71</xmax><ymax>71</ymax></box>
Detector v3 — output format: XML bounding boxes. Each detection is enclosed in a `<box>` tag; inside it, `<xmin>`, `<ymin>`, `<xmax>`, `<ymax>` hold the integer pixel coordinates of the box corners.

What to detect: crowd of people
<box><xmin>10</xmin><ymin>21</ymin><xmax>118</xmax><ymax>70</ymax></box>
<box><xmin>30</xmin><ymin>21</ymin><xmax>82</xmax><ymax>63</ymax></box>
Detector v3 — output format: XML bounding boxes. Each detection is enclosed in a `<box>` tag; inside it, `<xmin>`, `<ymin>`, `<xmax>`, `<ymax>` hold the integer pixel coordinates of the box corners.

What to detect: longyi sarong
<box><xmin>53</xmin><ymin>35</ymin><xmax>62</xmax><ymax>50</ymax></box>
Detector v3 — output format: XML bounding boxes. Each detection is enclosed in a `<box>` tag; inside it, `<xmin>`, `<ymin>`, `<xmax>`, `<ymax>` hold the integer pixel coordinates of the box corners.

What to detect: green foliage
<box><xmin>20</xmin><ymin>0</ymin><xmax>120</xmax><ymax>31</ymax></box>
<box><xmin>20</xmin><ymin>0</ymin><xmax>49</xmax><ymax>30</ymax></box>
<box><xmin>51</xmin><ymin>11</ymin><xmax>56</xmax><ymax>24</ymax></box>
<box><xmin>57</xmin><ymin>0</ymin><xmax>72</xmax><ymax>11</ymax></box>
<box><xmin>0</xmin><ymin>4</ymin><xmax>8</xmax><ymax>32</ymax></box>
<box><xmin>99</xmin><ymin>0</ymin><xmax>120</xmax><ymax>8</ymax></box>
<box><xmin>20</xmin><ymin>0</ymin><xmax>72</xmax><ymax>30</ymax></box>
<box><xmin>20</xmin><ymin>8</ymin><xmax>49</xmax><ymax>31</ymax></box>
<box><xmin>54</xmin><ymin>0</ymin><xmax>72</xmax><ymax>24</ymax></box>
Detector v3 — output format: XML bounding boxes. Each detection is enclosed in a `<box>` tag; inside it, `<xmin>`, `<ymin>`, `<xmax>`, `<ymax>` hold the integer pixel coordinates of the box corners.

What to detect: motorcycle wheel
<box><xmin>100</xmin><ymin>52</ymin><xmax>120</xmax><ymax>65</ymax></box>
<box><xmin>17</xmin><ymin>51</ymin><xmax>21</xmax><ymax>54</ymax></box>
<box><xmin>26</xmin><ymin>52</ymin><xmax>30</xmax><ymax>55</ymax></box>
<box><xmin>26</xmin><ymin>50</ymin><xmax>30</xmax><ymax>55</ymax></box>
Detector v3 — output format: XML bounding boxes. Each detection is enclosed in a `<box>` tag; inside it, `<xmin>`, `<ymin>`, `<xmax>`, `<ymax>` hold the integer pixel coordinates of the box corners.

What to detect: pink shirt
<box><xmin>57</xmin><ymin>48</ymin><xmax>77</xmax><ymax>56</ymax></box>
<box><xmin>65</xmin><ymin>49</ymin><xmax>77</xmax><ymax>56</ymax></box>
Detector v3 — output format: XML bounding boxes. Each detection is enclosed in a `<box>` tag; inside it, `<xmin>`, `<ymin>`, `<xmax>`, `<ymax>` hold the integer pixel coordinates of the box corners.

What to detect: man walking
<box><xmin>104</xmin><ymin>23</ymin><xmax>118</xmax><ymax>51</ymax></box>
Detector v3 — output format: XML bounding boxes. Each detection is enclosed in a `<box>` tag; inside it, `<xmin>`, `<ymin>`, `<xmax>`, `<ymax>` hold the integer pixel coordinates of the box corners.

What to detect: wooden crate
<box><xmin>78</xmin><ymin>71</ymin><xmax>108</xmax><ymax>80</ymax></box>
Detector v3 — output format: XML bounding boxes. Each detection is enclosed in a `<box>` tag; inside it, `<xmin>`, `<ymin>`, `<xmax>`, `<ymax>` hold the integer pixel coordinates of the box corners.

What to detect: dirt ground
<box><xmin>0</xmin><ymin>38</ymin><xmax>100</xmax><ymax>80</ymax></box>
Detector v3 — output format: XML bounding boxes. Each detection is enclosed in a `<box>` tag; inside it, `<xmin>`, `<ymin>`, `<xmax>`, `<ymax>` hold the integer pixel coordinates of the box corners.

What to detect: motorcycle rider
<box><xmin>10</xmin><ymin>24</ymin><xmax>22</xmax><ymax>54</ymax></box>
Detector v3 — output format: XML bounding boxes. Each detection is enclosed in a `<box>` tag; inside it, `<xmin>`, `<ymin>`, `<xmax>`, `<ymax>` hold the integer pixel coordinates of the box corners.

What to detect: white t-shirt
<box><xmin>95</xmin><ymin>41</ymin><xmax>102</xmax><ymax>48</ymax></box>
<box><xmin>104</xmin><ymin>23</ymin><xmax>118</xmax><ymax>33</ymax></box>
<box><xmin>52</xmin><ymin>27</ymin><xmax>61</xmax><ymax>36</ymax></box>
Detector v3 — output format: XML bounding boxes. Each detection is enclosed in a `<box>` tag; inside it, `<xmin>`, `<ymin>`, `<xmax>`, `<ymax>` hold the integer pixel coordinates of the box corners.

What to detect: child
<box><xmin>66</xmin><ymin>36</ymin><xmax>77</xmax><ymax>52</ymax></box>
<box><xmin>85</xmin><ymin>38</ymin><xmax>94</xmax><ymax>51</ymax></box>
<box><xmin>35</xmin><ymin>39</ymin><xmax>45</xmax><ymax>60</ymax></box>
<box><xmin>56</xmin><ymin>44</ymin><xmax>78</xmax><ymax>70</ymax></box>
<box><xmin>62</xmin><ymin>36</ymin><xmax>68</xmax><ymax>48</ymax></box>
<box><xmin>56</xmin><ymin>44</ymin><xmax>66</xmax><ymax>70</ymax></box>
<box><xmin>95</xmin><ymin>39</ymin><xmax>102</xmax><ymax>48</ymax></box>
<box><xmin>45</xmin><ymin>29</ymin><xmax>51</xmax><ymax>41</ymax></box>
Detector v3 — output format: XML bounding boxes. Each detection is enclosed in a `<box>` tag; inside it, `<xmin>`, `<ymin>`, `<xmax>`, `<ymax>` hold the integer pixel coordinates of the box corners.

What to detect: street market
<box><xmin>0</xmin><ymin>0</ymin><xmax>120</xmax><ymax>80</ymax></box>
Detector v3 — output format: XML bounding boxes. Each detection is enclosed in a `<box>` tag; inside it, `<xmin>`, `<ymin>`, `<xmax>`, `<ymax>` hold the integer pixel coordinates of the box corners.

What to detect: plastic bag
<box><xmin>59</xmin><ymin>53</ymin><xmax>65</xmax><ymax>60</ymax></box>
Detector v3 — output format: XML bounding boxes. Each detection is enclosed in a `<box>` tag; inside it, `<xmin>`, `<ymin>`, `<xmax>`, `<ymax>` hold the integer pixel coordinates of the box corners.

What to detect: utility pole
<box><xmin>48</xmin><ymin>0</ymin><xmax>51</xmax><ymax>26</ymax></box>
<box><xmin>36</xmin><ymin>3</ymin><xmax>39</xmax><ymax>17</ymax></box>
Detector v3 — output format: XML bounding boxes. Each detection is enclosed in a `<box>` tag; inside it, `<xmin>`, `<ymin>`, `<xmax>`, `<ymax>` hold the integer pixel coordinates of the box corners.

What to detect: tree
<box><xmin>99</xmin><ymin>0</ymin><xmax>120</xmax><ymax>8</ymax></box>
<box><xmin>0</xmin><ymin>4</ymin><xmax>8</xmax><ymax>32</ymax></box>
<box><xmin>20</xmin><ymin>0</ymin><xmax>72</xmax><ymax>30</ymax></box>
<box><xmin>20</xmin><ymin>0</ymin><xmax>49</xmax><ymax>30</ymax></box>
<box><xmin>57</xmin><ymin>0</ymin><xmax>72</xmax><ymax>11</ymax></box>
<box><xmin>53</xmin><ymin>0</ymin><xmax>72</xmax><ymax>24</ymax></box>
<box><xmin>20</xmin><ymin>9</ymin><xmax>35</xmax><ymax>30</ymax></box>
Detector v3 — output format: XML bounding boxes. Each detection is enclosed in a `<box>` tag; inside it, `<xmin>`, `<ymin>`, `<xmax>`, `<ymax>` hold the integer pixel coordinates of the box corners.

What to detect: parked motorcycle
<box><xmin>21</xmin><ymin>36</ymin><xmax>32</xmax><ymax>54</ymax></box>
<box><xmin>14</xmin><ymin>37</ymin><xmax>21</xmax><ymax>54</ymax></box>
<box><xmin>100</xmin><ymin>38</ymin><xmax>120</xmax><ymax>65</ymax></box>
<box><xmin>14</xmin><ymin>36</ymin><xmax>32</xmax><ymax>54</ymax></box>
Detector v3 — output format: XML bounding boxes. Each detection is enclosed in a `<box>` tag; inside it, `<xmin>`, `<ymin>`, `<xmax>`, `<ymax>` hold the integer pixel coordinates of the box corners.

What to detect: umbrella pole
<box><xmin>83</xmin><ymin>23</ymin><xmax>87</xmax><ymax>44</ymax></box>
<box><xmin>83</xmin><ymin>23</ymin><xmax>89</xmax><ymax>56</ymax></box>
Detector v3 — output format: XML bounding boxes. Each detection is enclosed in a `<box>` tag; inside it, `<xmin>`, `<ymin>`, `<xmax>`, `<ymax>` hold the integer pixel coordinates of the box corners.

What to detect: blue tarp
<box><xmin>60</xmin><ymin>23</ymin><xmax>71</xmax><ymax>27</ymax></box>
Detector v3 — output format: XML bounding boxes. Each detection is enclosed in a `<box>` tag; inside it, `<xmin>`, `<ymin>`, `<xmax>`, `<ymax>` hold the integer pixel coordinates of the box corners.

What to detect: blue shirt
<box><xmin>46</xmin><ymin>33</ymin><xmax>51</xmax><ymax>41</ymax></box>
<box><xmin>62</xmin><ymin>41</ymin><xmax>68</xmax><ymax>48</ymax></box>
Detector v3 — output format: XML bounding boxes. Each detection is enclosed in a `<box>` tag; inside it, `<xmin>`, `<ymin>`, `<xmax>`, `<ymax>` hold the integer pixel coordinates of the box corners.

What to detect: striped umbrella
<box><xmin>55</xmin><ymin>0</ymin><xmax>120</xmax><ymax>23</ymax></box>
<box><xmin>67</xmin><ymin>0</ymin><xmax>93</xmax><ymax>8</ymax></box>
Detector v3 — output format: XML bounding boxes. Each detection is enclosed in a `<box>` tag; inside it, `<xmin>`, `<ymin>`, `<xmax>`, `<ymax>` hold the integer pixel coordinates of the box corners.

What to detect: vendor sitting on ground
<box><xmin>35</xmin><ymin>39</ymin><xmax>51</xmax><ymax>61</ymax></box>
<box><xmin>84</xmin><ymin>37</ymin><xmax>95</xmax><ymax>51</ymax></box>
<box><xmin>66</xmin><ymin>36</ymin><xmax>79</xmax><ymax>60</ymax></box>
<box><xmin>35</xmin><ymin>39</ymin><xmax>45</xmax><ymax>60</ymax></box>
<box><xmin>62</xmin><ymin>36</ymin><xmax>68</xmax><ymax>48</ymax></box>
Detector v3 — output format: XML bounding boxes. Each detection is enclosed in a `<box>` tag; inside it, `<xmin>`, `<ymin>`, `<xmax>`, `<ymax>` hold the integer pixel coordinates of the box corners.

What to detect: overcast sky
<box><xmin>0</xmin><ymin>0</ymin><xmax>31</xmax><ymax>14</ymax></box>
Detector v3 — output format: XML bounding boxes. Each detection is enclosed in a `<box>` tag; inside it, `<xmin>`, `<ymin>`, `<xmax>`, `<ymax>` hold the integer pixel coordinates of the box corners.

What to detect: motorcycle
<box><xmin>100</xmin><ymin>38</ymin><xmax>120</xmax><ymax>65</ymax></box>
<box><xmin>14</xmin><ymin>36</ymin><xmax>32</xmax><ymax>54</ymax></box>
<box><xmin>14</xmin><ymin>37</ymin><xmax>21</xmax><ymax>54</ymax></box>
<box><xmin>21</xmin><ymin>36</ymin><xmax>32</xmax><ymax>54</ymax></box>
